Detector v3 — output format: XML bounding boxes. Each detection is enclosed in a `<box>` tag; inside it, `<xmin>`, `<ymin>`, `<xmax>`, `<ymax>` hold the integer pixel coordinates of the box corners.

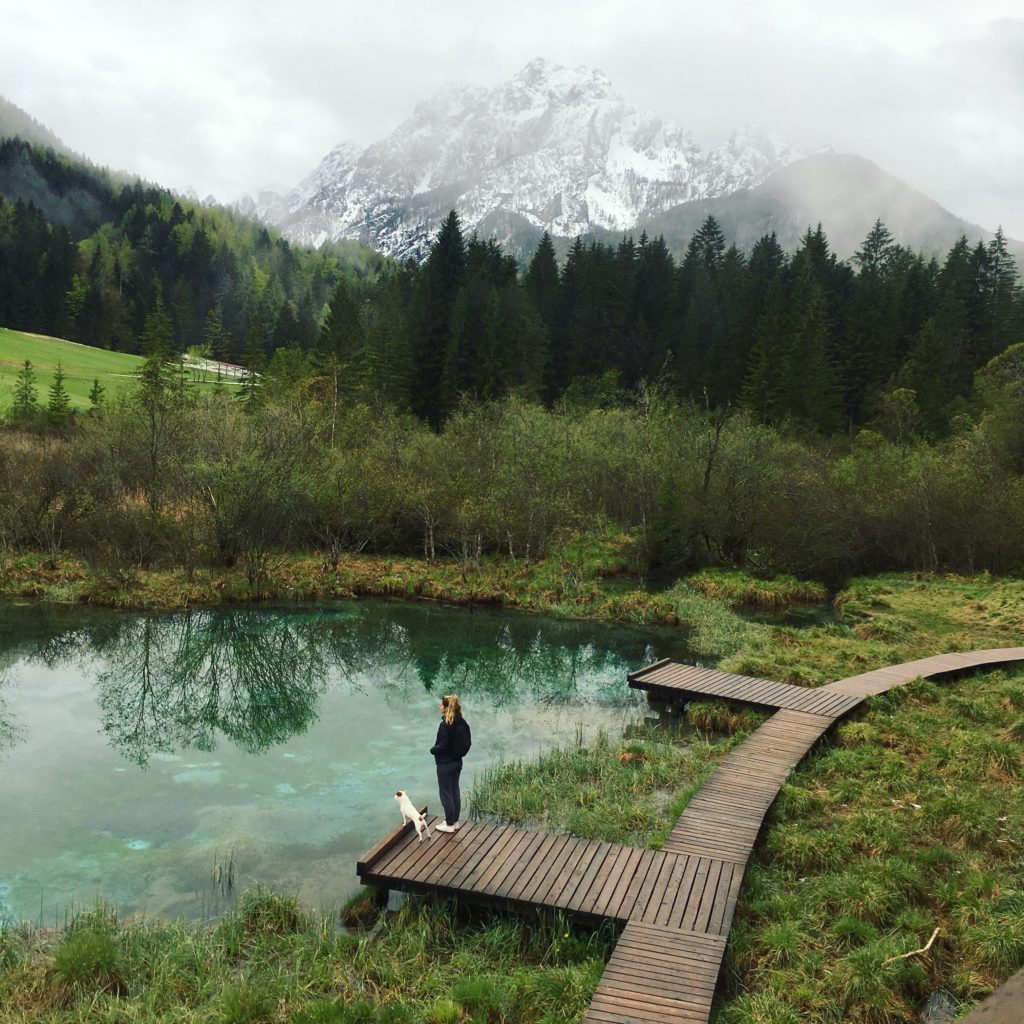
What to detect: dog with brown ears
<box><xmin>394</xmin><ymin>790</ymin><xmax>432</xmax><ymax>841</ymax></box>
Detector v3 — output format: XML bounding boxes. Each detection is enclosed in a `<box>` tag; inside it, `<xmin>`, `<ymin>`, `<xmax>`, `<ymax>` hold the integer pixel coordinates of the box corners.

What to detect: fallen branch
<box><xmin>882</xmin><ymin>927</ymin><xmax>940</xmax><ymax>966</ymax></box>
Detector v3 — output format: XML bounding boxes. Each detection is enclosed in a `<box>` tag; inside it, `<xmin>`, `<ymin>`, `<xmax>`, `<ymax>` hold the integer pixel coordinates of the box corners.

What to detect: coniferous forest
<box><xmin>2</xmin><ymin>137</ymin><xmax>1024</xmax><ymax>585</ymax></box>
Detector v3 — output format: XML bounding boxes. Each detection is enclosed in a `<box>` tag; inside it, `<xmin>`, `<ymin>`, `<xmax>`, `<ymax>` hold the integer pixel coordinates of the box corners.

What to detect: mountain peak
<box><xmin>257</xmin><ymin>60</ymin><xmax>804</xmax><ymax>259</ymax></box>
<box><xmin>510</xmin><ymin>57</ymin><xmax>613</xmax><ymax>95</ymax></box>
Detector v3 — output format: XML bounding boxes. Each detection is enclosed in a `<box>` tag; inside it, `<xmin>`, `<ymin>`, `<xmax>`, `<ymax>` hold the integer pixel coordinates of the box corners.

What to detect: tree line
<box><xmin>0</xmin><ymin>137</ymin><xmax>379</xmax><ymax>359</ymax></box>
<box><xmin>2</xmin><ymin>132</ymin><xmax>1020</xmax><ymax>441</ymax></box>
<box><xmin>320</xmin><ymin>211</ymin><xmax>1023</xmax><ymax>435</ymax></box>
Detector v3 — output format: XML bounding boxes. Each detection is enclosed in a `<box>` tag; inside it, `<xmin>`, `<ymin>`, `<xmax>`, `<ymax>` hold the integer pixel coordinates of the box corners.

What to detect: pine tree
<box><xmin>240</xmin><ymin>316</ymin><xmax>267</xmax><ymax>408</ymax></box>
<box><xmin>317</xmin><ymin>278</ymin><xmax>366</xmax><ymax>369</ymax></box>
<box><xmin>363</xmin><ymin>270</ymin><xmax>414</xmax><ymax>408</ymax></box>
<box><xmin>47</xmin><ymin>362</ymin><xmax>71</xmax><ymax>427</ymax></box>
<box><xmin>898</xmin><ymin>294</ymin><xmax>968</xmax><ymax>435</ymax></box>
<box><xmin>684</xmin><ymin>216</ymin><xmax>727</xmax><ymax>272</ymax></box>
<box><xmin>141</xmin><ymin>296</ymin><xmax>174</xmax><ymax>357</ymax></box>
<box><xmin>783</xmin><ymin>263</ymin><xmax>843</xmax><ymax>433</ymax></box>
<box><xmin>203</xmin><ymin>307</ymin><xmax>230</xmax><ymax>361</ymax></box>
<box><xmin>740</xmin><ymin>278</ymin><xmax>787</xmax><ymax>422</ymax></box>
<box><xmin>10</xmin><ymin>359</ymin><xmax>39</xmax><ymax>425</ymax></box>
<box><xmin>88</xmin><ymin>377</ymin><xmax>105</xmax><ymax>410</ymax></box>
<box><xmin>524</xmin><ymin>231</ymin><xmax>560</xmax><ymax>338</ymax></box>
<box><xmin>842</xmin><ymin>221</ymin><xmax>901</xmax><ymax>420</ymax></box>
<box><xmin>412</xmin><ymin>211</ymin><xmax>466</xmax><ymax>424</ymax></box>
<box><xmin>982</xmin><ymin>228</ymin><xmax>1021</xmax><ymax>360</ymax></box>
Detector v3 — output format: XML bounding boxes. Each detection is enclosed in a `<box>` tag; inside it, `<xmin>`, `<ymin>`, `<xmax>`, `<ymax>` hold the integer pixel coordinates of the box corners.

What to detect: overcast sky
<box><xmin>3</xmin><ymin>0</ymin><xmax>1022</xmax><ymax>236</ymax></box>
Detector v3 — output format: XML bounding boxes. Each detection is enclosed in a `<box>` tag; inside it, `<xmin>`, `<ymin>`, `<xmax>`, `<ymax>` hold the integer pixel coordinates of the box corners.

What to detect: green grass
<box><xmin>0</xmin><ymin>327</ymin><xmax>241</xmax><ymax>412</ymax></box>
<box><xmin>470</xmin><ymin>726</ymin><xmax>745</xmax><ymax>847</ymax></box>
<box><xmin>0</xmin><ymin>897</ymin><xmax>614</xmax><ymax>1023</ymax></box>
<box><xmin>0</xmin><ymin>327</ymin><xmax>145</xmax><ymax>410</ymax></box>
<box><xmin>718</xmin><ymin>666</ymin><xmax>1024</xmax><ymax>1023</ymax></box>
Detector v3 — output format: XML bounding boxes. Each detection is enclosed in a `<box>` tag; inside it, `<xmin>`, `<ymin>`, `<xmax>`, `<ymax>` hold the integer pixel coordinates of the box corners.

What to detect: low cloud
<box><xmin>1</xmin><ymin>0</ymin><xmax>1021</xmax><ymax>235</ymax></box>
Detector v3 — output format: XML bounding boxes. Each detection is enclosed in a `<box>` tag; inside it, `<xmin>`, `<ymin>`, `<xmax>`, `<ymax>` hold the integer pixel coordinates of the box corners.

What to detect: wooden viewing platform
<box><xmin>357</xmin><ymin>647</ymin><xmax>1024</xmax><ymax>1023</ymax></box>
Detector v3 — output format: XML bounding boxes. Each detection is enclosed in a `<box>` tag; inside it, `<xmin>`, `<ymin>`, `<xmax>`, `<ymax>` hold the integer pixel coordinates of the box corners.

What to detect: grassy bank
<box><xmin>2</xmin><ymin>560</ymin><xmax>1023</xmax><ymax>1021</ymax></box>
<box><xmin>0</xmin><ymin>889</ymin><xmax>615</xmax><ymax>1023</ymax></box>
<box><xmin>0</xmin><ymin>328</ymin><xmax>145</xmax><ymax>410</ymax></box>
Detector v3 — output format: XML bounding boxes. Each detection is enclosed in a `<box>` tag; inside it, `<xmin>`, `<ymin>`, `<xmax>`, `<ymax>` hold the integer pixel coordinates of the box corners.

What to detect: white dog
<box><xmin>395</xmin><ymin>790</ymin><xmax>432</xmax><ymax>842</ymax></box>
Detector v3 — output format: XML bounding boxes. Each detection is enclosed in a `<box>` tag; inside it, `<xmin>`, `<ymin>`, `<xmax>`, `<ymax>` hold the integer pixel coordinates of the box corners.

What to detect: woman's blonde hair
<box><xmin>441</xmin><ymin>694</ymin><xmax>462</xmax><ymax>725</ymax></box>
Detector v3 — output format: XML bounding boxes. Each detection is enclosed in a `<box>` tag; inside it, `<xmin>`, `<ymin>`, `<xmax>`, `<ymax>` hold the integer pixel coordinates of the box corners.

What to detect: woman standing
<box><xmin>430</xmin><ymin>694</ymin><xmax>471</xmax><ymax>833</ymax></box>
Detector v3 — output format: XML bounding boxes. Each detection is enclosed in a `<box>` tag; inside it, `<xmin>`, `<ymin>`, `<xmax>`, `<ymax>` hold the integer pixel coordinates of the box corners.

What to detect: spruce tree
<box><xmin>203</xmin><ymin>307</ymin><xmax>230</xmax><ymax>361</ymax></box>
<box><xmin>47</xmin><ymin>362</ymin><xmax>71</xmax><ymax>427</ymax></box>
<box><xmin>141</xmin><ymin>296</ymin><xmax>174</xmax><ymax>357</ymax></box>
<box><xmin>10</xmin><ymin>359</ymin><xmax>39</xmax><ymax>425</ymax></box>
<box><xmin>240</xmin><ymin>316</ymin><xmax>267</xmax><ymax>408</ymax></box>
<box><xmin>413</xmin><ymin>211</ymin><xmax>466</xmax><ymax>424</ymax></box>
<box><xmin>524</xmin><ymin>231</ymin><xmax>560</xmax><ymax>338</ymax></box>
<box><xmin>317</xmin><ymin>278</ymin><xmax>366</xmax><ymax>369</ymax></box>
<box><xmin>363</xmin><ymin>270</ymin><xmax>414</xmax><ymax>408</ymax></box>
<box><xmin>88</xmin><ymin>377</ymin><xmax>105</xmax><ymax>410</ymax></box>
<box><xmin>783</xmin><ymin>263</ymin><xmax>843</xmax><ymax>433</ymax></box>
<box><xmin>740</xmin><ymin>278</ymin><xmax>787</xmax><ymax>423</ymax></box>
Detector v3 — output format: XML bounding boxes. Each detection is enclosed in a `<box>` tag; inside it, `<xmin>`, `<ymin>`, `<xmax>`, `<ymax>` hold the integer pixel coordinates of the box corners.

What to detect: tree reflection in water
<box><xmin>0</xmin><ymin>603</ymin><xmax>660</xmax><ymax>767</ymax></box>
<box><xmin>0</xmin><ymin>668</ymin><xmax>19</xmax><ymax>758</ymax></box>
<box><xmin>87</xmin><ymin>612</ymin><xmax>336</xmax><ymax>766</ymax></box>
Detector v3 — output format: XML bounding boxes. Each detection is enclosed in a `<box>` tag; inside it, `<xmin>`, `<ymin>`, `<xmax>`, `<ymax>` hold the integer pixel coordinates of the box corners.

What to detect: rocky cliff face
<box><xmin>243</xmin><ymin>58</ymin><xmax>803</xmax><ymax>260</ymax></box>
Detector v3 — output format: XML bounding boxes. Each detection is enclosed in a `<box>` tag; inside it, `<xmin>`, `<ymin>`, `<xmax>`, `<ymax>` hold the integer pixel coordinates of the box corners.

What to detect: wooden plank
<box><xmin>432</xmin><ymin>823</ymin><xmax>497</xmax><ymax>884</ymax></box>
<box><xmin>612</xmin><ymin>849</ymin><xmax>660</xmax><ymax>920</ymax></box>
<box><xmin>519</xmin><ymin>833</ymin><xmax>574</xmax><ymax>903</ymax></box>
<box><xmin>579</xmin><ymin>843</ymin><xmax>632</xmax><ymax>917</ymax></box>
<box><xmin>566</xmin><ymin>842</ymin><xmax>616</xmax><ymax>913</ymax></box>
<box><xmin>411</xmin><ymin>823</ymin><xmax>476</xmax><ymax>885</ymax></box>
<box><xmin>376</xmin><ymin>815</ymin><xmax>444</xmax><ymax>878</ymax></box>
<box><xmin>397</xmin><ymin>820</ymin><xmax>465</xmax><ymax>884</ymax></box>
<box><xmin>502</xmin><ymin>831</ymin><xmax>561</xmax><ymax>900</ymax></box>
<box><xmin>632</xmin><ymin>853</ymin><xmax>677</xmax><ymax>921</ymax></box>
<box><xmin>589</xmin><ymin>844</ymin><xmax>643</xmax><ymax>919</ymax></box>
<box><xmin>545</xmin><ymin>840</ymin><xmax>596</xmax><ymax>908</ymax></box>
<box><xmin>689</xmin><ymin>858</ymin><xmax>726</xmax><ymax>933</ymax></box>
<box><xmin>445</xmin><ymin>824</ymin><xmax>507</xmax><ymax>890</ymax></box>
<box><xmin>677</xmin><ymin>858</ymin><xmax>713</xmax><ymax>931</ymax></box>
<box><xmin>534</xmin><ymin>837</ymin><xmax>589</xmax><ymax>906</ymax></box>
<box><xmin>643</xmin><ymin>853</ymin><xmax>688</xmax><ymax>927</ymax></box>
<box><xmin>475</xmin><ymin>828</ymin><xmax>535</xmax><ymax>894</ymax></box>
<box><xmin>491</xmin><ymin>830</ymin><xmax>550</xmax><ymax>899</ymax></box>
<box><xmin>657</xmin><ymin>854</ymin><xmax>700</xmax><ymax>928</ymax></box>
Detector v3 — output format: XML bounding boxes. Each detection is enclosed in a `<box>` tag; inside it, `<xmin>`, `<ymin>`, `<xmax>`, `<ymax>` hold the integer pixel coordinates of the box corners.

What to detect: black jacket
<box><xmin>430</xmin><ymin>717</ymin><xmax>470</xmax><ymax>764</ymax></box>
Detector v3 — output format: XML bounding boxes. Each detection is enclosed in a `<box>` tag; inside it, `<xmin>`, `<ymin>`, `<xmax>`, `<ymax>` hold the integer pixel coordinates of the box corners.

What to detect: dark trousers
<box><xmin>436</xmin><ymin>759</ymin><xmax>463</xmax><ymax>825</ymax></box>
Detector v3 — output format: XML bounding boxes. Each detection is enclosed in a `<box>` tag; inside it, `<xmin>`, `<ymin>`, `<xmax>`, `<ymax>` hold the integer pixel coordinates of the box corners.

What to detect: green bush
<box><xmin>426</xmin><ymin>999</ymin><xmax>460</xmax><ymax>1024</ymax></box>
<box><xmin>53</xmin><ymin>928</ymin><xmax>126</xmax><ymax>996</ymax></box>
<box><xmin>238</xmin><ymin>886</ymin><xmax>307</xmax><ymax>935</ymax></box>
<box><xmin>221</xmin><ymin>982</ymin><xmax>276</xmax><ymax>1023</ymax></box>
<box><xmin>453</xmin><ymin>974</ymin><xmax>508</xmax><ymax>1018</ymax></box>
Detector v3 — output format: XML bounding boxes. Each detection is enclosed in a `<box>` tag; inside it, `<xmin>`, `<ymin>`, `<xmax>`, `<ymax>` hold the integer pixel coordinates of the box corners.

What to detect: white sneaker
<box><xmin>436</xmin><ymin>822</ymin><xmax>457</xmax><ymax>833</ymax></box>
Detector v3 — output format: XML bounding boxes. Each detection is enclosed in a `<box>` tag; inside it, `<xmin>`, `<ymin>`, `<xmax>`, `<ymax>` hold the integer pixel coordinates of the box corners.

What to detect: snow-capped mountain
<box><xmin>244</xmin><ymin>58</ymin><xmax>804</xmax><ymax>260</ymax></box>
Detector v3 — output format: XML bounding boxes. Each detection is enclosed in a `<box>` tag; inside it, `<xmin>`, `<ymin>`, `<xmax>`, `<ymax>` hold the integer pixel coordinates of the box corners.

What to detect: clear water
<box><xmin>0</xmin><ymin>600</ymin><xmax>693</xmax><ymax>924</ymax></box>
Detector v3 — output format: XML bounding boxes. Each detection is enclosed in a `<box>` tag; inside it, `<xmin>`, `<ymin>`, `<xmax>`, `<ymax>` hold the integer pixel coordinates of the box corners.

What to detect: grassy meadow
<box><xmin>0</xmin><ymin>327</ymin><xmax>243</xmax><ymax>412</ymax></box>
<box><xmin>0</xmin><ymin>559</ymin><xmax>1022</xmax><ymax>1022</ymax></box>
<box><xmin>0</xmin><ymin>328</ymin><xmax>145</xmax><ymax>410</ymax></box>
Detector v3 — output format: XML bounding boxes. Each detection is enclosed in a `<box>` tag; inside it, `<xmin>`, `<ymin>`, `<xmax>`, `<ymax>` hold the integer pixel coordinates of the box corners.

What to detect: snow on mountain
<box><xmin>250</xmin><ymin>58</ymin><xmax>805</xmax><ymax>260</ymax></box>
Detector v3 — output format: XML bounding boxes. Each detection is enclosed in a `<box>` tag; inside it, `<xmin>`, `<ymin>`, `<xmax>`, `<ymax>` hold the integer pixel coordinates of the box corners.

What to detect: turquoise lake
<box><xmin>0</xmin><ymin>600</ymin><xmax>694</xmax><ymax>924</ymax></box>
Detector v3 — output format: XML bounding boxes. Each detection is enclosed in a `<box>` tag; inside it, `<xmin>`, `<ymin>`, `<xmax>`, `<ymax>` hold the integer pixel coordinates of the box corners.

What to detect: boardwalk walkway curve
<box><xmin>357</xmin><ymin>647</ymin><xmax>1024</xmax><ymax>1023</ymax></box>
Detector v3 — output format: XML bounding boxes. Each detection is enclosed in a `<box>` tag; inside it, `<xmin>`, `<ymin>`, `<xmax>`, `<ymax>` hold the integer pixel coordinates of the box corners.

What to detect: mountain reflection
<box><xmin>0</xmin><ymin>603</ymin><xmax>663</xmax><ymax>765</ymax></box>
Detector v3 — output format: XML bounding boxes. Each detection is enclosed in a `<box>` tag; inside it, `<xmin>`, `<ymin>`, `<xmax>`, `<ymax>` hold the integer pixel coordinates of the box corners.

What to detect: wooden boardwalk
<box><xmin>629</xmin><ymin>658</ymin><xmax>864</xmax><ymax>717</ymax></box>
<box><xmin>357</xmin><ymin>646</ymin><xmax>1024</xmax><ymax>1024</ymax></box>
